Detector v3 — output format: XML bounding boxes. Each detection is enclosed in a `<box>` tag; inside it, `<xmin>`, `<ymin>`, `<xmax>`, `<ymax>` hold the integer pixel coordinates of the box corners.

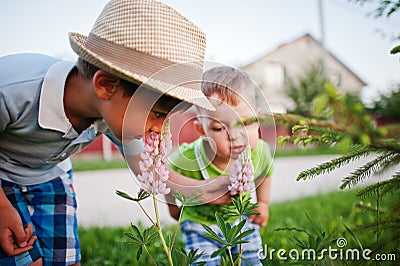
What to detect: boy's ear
<box><xmin>193</xmin><ymin>119</ymin><xmax>205</xmax><ymax>136</ymax></box>
<box><xmin>93</xmin><ymin>70</ymin><xmax>120</xmax><ymax>100</ymax></box>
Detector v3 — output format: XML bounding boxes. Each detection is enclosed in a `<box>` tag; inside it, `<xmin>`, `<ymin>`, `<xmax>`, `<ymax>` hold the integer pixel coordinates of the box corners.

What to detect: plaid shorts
<box><xmin>181</xmin><ymin>218</ymin><xmax>262</xmax><ymax>266</ymax></box>
<box><xmin>0</xmin><ymin>171</ymin><xmax>80</xmax><ymax>266</ymax></box>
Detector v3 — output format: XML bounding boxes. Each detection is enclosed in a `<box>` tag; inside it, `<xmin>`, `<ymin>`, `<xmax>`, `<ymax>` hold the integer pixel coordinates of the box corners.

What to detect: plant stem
<box><xmin>144</xmin><ymin>245</ymin><xmax>158</xmax><ymax>266</ymax></box>
<box><xmin>137</xmin><ymin>201</ymin><xmax>156</xmax><ymax>226</ymax></box>
<box><xmin>238</xmin><ymin>193</ymin><xmax>243</xmax><ymax>266</ymax></box>
<box><xmin>153</xmin><ymin>194</ymin><xmax>173</xmax><ymax>266</ymax></box>
<box><xmin>227</xmin><ymin>247</ymin><xmax>235</xmax><ymax>266</ymax></box>
<box><xmin>376</xmin><ymin>182</ymin><xmax>380</xmax><ymax>247</ymax></box>
<box><xmin>170</xmin><ymin>205</ymin><xmax>185</xmax><ymax>251</ymax></box>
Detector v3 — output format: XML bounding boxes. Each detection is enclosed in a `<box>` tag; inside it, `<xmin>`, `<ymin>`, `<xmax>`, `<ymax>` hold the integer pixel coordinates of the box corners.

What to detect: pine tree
<box><xmin>277</xmin><ymin>81</ymin><xmax>400</xmax><ymax>254</ymax></box>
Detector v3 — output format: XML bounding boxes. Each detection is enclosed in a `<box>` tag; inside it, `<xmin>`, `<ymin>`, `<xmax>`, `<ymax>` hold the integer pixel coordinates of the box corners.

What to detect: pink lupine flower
<box><xmin>136</xmin><ymin>120</ymin><xmax>172</xmax><ymax>195</ymax></box>
<box><xmin>228</xmin><ymin>145</ymin><xmax>254</xmax><ymax>196</ymax></box>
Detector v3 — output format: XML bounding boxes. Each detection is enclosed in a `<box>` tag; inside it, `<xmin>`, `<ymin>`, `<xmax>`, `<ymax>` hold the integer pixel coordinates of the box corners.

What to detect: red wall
<box><xmin>78</xmin><ymin>113</ymin><xmax>286</xmax><ymax>155</ymax></box>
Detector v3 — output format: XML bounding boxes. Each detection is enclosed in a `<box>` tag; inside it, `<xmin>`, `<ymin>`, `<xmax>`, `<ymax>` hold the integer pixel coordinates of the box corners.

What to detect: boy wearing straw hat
<box><xmin>0</xmin><ymin>0</ymin><xmax>230</xmax><ymax>265</ymax></box>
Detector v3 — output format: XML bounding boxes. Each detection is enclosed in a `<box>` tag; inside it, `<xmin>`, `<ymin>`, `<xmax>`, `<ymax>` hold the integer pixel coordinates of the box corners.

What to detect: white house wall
<box><xmin>243</xmin><ymin>34</ymin><xmax>367</xmax><ymax>113</ymax></box>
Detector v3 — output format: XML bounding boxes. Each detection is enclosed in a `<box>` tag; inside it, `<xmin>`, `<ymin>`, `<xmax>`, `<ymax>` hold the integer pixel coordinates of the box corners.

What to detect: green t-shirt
<box><xmin>169</xmin><ymin>138</ymin><xmax>273</xmax><ymax>225</ymax></box>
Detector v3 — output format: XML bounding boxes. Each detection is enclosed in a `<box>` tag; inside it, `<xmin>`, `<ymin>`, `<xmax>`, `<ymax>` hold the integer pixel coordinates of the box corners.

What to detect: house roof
<box><xmin>243</xmin><ymin>33</ymin><xmax>367</xmax><ymax>86</ymax></box>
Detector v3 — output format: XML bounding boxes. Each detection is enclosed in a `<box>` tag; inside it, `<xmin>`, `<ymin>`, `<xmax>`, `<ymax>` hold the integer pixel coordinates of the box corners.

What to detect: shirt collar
<box><xmin>38</xmin><ymin>60</ymin><xmax>76</xmax><ymax>134</ymax></box>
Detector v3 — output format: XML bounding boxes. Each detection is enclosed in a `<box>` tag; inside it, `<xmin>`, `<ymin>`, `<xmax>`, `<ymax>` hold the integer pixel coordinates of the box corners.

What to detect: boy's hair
<box><xmin>76</xmin><ymin>57</ymin><xmax>187</xmax><ymax>112</ymax></box>
<box><xmin>77</xmin><ymin>58</ymin><xmax>136</xmax><ymax>96</ymax></box>
<box><xmin>201</xmin><ymin>66</ymin><xmax>256</xmax><ymax>107</ymax></box>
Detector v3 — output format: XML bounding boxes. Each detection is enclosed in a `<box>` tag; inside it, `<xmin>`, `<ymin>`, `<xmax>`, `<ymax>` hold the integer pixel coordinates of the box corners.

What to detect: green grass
<box><xmin>72</xmin><ymin>146</ymin><xmax>341</xmax><ymax>172</ymax></box>
<box><xmin>79</xmin><ymin>188</ymin><xmax>397</xmax><ymax>265</ymax></box>
<box><xmin>261</xmin><ymin>189</ymin><xmax>374</xmax><ymax>249</ymax></box>
<box><xmin>71</xmin><ymin>158</ymin><xmax>128</xmax><ymax>171</ymax></box>
<box><xmin>274</xmin><ymin>146</ymin><xmax>343</xmax><ymax>157</ymax></box>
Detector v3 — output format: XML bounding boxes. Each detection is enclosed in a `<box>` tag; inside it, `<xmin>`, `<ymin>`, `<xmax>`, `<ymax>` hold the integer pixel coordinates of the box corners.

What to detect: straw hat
<box><xmin>69</xmin><ymin>0</ymin><xmax>214</xmax><ymax>110</ymax></box>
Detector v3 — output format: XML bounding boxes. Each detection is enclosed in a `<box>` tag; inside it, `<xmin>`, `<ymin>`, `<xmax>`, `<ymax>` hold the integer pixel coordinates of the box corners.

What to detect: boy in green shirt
<box><xmin>167</xmin><ymin>66</ymin><xmax>273</xmax><ymax>265</ymax></box>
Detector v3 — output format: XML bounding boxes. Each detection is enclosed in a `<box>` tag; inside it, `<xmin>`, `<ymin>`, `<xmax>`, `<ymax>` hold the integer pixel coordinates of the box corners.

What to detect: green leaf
<box><xmin>224</xmin><ymin>219</ymin><xmax>249</xmax><ymax>245</ymax></box>
<box><xmin>116</xmin><ymin>189</ymin><xmax>150</xmax><ymax>202</ymax></box>
<box><xmin>130</xmin><ymin>224</ymin><xmax>143</xmax><ymax>241</ymax></box>
<box><xmin>136</xmin><ymin>245</ymin><xmax>143</xmax><ymax>261</ymax></box>
<box><xmin>292</xmin><ymin>136</ymin><xmax>300</xmax><ymax>145</ymax></box>
<box><xmin>220</xmin><ymin>254</ymin><xmax>230</xmax><ymax>266</ymax></box>
<box><xmin>211</xmin><ymin>247</ymin><xmax>227</xmax><ymax>258</ymax></box>
<box><xmin>226</xmin><ymin>223</ymin><xmax>240</xmax><ymax>243</ymax></box>
<box><xmin>292</xmin><ymin>125</ymin><xmax>304</xmax><ymax>133</ymax></box>
<box><xmin>202</xmin><ymin>233</ymin><xmax>226</xmax><ymax>245</ymax></box>
<box><xmin>124</xmin><ymin>232</ymin><xmax>141</xmax><ymax>244</ymax></box>
<box><xmin>344</xmin><ymin>224</ymin><xmax>363</xmax><ymax>250</ymax></box>
<box><xmin>277</xmin><ymin>136</ymin><xmax>288</xmax><ymax>147</ymax></box>
<box><xmin>232</xmin><ymin>197</ymin><xmax>240</xmax><ymax>210</ymax></box>
<box><xmin>215</xmin><ymin>213</ymin><xmax>228</xmax><ymax>236</ymax></box>
<box><xmin>234</xmin><ymin>219</ymin><xmax>246</xmax><ymax>233</ymax></box>
<box><xmin>315</xmin><ymin>235</ymin><xmax>322</xmax><ymax>249</ymax></box>
<box><xmin>241</xmin><ymin>256</ymin><xmax>252</xmax><ymax>266</ymax></box>
<box><xmin>124</xmin><ymin>224</ymin><xmax>158</xmax><ymax>262</ymax></box>
<box><xmin>174</xmin><ymin>190</ymin><xmax>204</xmax><ymax>206</ymax></box>
<box><xmin>360</xmin><ymin>133</ymin><xmax>371</xmax><ymax>146</ymax></box>
<box><xmin>337</xmin><ymin>136</ymin><xmax>353</xmax><ymax>153</ymax></box>
<box><xmin>324</xmin><ymin>81</ymin><xmax>338</xmax><ymax>98</ymax></box>
<box><xmin>313</xmin><ymin>94</ymin><xmax>329</xmax><ymax>116</ymax></box>
<box><xmin>390</xmin><ymin>45</ymin><xmax>400</xmax><ymax>54</ymax></box>
<box><xmin>201</xmin><ymin>224</ymin><xmax>218</xmax><ymax>237</ymax></box>
<box><xmin>116</xmin><ymin>190</ymin><xmax>137</xmax><ymax>201</ymax></box>
<box><xmin>201</xmin><ymin>224</ymin><xmax>226</xmax><ymax>245</ymax></box>
<box><xmin>173</xmin><ymin>247</ymin><xmax>187</xmax><ymax>257</ymax></box>
<box><xmin>186</xmin><ymin>248</ymin><xmax>206</xmax><ymax>266</ymax></box>
<box><xmin>144</xmin><ymin>227</ymin><xmax>158</xmax><ymax>243</ymax></box>
<box><xmin>232</xmin><ymin>228</ymin><xmax>256</xmax><ymax>244</ymax></box>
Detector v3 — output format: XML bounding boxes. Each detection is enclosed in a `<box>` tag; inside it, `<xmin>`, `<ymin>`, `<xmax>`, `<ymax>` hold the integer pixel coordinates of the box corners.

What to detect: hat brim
<box><xmin>69</xmin><ymin>32</ymin><xmax>215</xmax><ymax>111</ymax></box>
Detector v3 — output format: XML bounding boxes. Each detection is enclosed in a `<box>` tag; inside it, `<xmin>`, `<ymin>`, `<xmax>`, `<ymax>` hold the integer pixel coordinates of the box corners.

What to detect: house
<box><xmin>242</xmin><ymin>33</ymin><xmax>367</xmax><ymax>113</ymax></box>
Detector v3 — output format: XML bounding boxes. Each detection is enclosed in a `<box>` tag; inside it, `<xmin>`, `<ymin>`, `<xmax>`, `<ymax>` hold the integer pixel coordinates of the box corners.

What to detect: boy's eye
<box><xmin>153</xmin><ymin>111</ymin><xmax>167</xmax><ymax>119</ymax></box>
<box><xmin>211</xmin><ymin>126</ymin><xmax>224</xmax><ymax>132</ymax></box>
<box><xmin>208</xmin><ymin>120</ymin><xmax>226</xmax><ymax>132</ymax></box>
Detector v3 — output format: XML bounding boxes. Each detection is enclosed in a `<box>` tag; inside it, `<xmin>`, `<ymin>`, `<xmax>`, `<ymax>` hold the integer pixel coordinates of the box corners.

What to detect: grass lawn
<box><xmin>71</xmin><ymin>156</ymin><xmax>127</xmax><ymax>172</ymax></box>
<box><xmin>79</xmin><ymin>188</ymin><xmax>397</xmax><ymax>265</ymax></box>
<box><xmin>71</xmin><ymin>146</ymin><xmax>342</xmax><ymax>172</ymax></box>
<box><xmin>75</xmin><ymin>146</ymin><xmax>398</xmax><ymax>264</ymax></box>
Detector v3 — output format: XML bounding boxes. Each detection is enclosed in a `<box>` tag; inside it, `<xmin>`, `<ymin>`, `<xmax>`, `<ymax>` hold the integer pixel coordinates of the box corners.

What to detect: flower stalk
<box><xmin>152</xmin><ymin>194</ymin><xmax>173</xmax><ymax>265</ymax></box>
<box><xmin>137</xmin><ymin>120</ymin><xmax>174</xmax><ymax>265</ymax></box>
<box><xmin>228</xmin><ymin>145</ymin><xmax>254</xmax><ymax>196</ymax></box>
<box><xmin>229</xmin><ymin>145</ymin><xmax>254</xmax><ymax>265</ymax></box>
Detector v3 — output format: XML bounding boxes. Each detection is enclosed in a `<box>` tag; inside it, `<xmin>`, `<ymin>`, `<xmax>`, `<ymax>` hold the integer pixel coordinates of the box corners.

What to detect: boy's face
<box><xmin>105</xmin><ymin>87</ymin><xmax>179</xmax><ymax>142</ymax></box>
<box><xmin>197</xmin><ymin>95</ymin><xmax>259</xmax><ymax>161</ymax></box>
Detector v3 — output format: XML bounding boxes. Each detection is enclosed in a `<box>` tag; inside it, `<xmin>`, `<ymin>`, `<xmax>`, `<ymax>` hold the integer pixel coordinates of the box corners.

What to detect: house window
<box><xmin>264</xmin><ymin>62</ymin><xmax>285</xmax><ymax>87</ymax></box>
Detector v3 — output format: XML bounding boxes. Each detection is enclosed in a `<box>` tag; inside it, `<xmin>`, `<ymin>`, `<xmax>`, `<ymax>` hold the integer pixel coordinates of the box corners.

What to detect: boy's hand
<box><xmin>207</xmin><ymin>191</ymin><xmax>232</xmax><ymax>205</ymax></box>
<box><xmin>0</xmin><ymin>205</ymin><xmax>37</xmax><ymax>256</ymax></box>
<box><xmin>248</xmin><ymin>201</ymin><xmax>269</xmax><ymax>228</ymax></box>
<box><xmin>167</xmin><ymin>203</ymin><xmax>181</xmax><ymax>221</ymax></box>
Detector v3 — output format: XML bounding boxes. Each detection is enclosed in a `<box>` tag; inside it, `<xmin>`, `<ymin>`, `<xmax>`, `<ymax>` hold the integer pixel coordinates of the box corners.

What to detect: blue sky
<box><xmin>1</xmin><ymin>0</ymin><xmax>398</xmax><ymax>101</ymax></box>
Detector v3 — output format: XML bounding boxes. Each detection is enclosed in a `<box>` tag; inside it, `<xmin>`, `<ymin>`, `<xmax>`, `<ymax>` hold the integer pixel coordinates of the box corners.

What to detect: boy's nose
<box><xmin>229</xmin><ymin>127</ymin><xmax>245</xmax><ymax>140</ymax></box>
<box><xmin>148</xmin><ymin>119</ymin><xmax>165</xmax><ymax>134</ymax></box>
